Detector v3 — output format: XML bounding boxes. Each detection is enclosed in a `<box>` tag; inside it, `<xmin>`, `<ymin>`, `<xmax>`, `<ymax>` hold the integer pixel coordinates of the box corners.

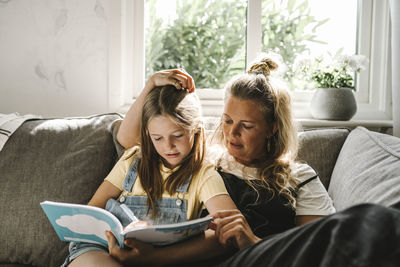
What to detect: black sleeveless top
<box><xmin>218</xmin><ymin>170</ymin><xmax>317</xmax><ymax>238</ymax></box>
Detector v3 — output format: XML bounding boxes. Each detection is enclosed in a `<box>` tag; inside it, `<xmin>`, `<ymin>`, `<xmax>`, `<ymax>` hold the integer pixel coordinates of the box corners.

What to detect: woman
<box><xmin>107</xmin><ymin>57</ymin><xmax>336</xmax><ymax>266</ymax></box>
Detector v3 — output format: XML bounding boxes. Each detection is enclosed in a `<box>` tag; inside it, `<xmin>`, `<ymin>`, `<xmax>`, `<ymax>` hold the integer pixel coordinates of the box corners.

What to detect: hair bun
<box><xmin>248</xmin><ymin>57</ymin><xmax>279</xmax><ymax>77</ymax></box>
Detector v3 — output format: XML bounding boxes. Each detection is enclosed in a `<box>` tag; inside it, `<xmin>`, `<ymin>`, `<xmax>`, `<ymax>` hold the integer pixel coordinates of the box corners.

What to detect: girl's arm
<box><xmin>105</xmin><ymin>195</ymin><xmax>238</xmax><ymax>266</ymax></box>
<box><xmin>88</xmin><ymin>180</ymin><xmax>122</xmax><ymax>209</ymax></box>
<box><xmin>117</xmin><ymin>69</ymin><xmax>195</xmax><ymax>149</ymax></box>
<box><xmin>204</xmin><ymin>193</ymin><xmax>237</xmax><ymax>215</ymax></box>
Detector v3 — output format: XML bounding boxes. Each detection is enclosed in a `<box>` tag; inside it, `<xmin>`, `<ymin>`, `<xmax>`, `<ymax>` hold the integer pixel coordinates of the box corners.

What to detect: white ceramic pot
<box><xmin>310</xmin><ymin>87</ymin><xmax>357</xmax><ymax>120</ymax></box>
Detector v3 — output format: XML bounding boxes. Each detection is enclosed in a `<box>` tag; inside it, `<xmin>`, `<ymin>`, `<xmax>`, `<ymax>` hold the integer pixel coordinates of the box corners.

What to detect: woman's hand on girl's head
<box><xmin>146</xmin><ymin>69</ymin><xmax>196</xmax><ymax>93</ymax></box>
<box><xmin>210</xmin><ymin>210</ymin><xmax>261</xmax><ymax>250</ymax></box>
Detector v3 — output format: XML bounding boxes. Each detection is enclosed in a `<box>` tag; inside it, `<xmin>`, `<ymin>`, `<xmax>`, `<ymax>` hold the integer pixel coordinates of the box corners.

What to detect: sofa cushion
<box><xmin>297</xmin><ymin>128</ymin><xmax>350</xmax><ymax>189</ymax></box>
<box><xmin>0</xmin><ymin>114</ymin><xmax>122</xmax><ymax>267</ymax></box>
<box><xmin>328</xmin><ymin>126</ymin><xmax>400</xmax><ymax>211</ymax></box>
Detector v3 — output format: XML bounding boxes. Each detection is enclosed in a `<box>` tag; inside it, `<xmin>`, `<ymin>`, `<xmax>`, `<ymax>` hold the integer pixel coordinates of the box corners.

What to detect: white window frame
<box><xmin>110</xmin><ymin>0</ymin><xmax>392</xmax><ymax>121</ymax></box>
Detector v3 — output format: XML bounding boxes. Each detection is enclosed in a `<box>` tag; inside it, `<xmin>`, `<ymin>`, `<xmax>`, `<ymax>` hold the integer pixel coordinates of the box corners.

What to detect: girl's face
<box><xmin>222</xmin><ymin>96</ymin><xmax>272</xmax><ymax>166</ymax></box>
<box><xmin>147</xmin><ymin>115</ymin><xmax>194</xmax><ymax>169</ymax></box>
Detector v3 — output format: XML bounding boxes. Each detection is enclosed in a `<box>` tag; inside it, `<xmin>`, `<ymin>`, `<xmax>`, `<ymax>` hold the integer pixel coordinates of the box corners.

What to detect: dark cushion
<box><xmin>0</xmin><ymin>264</ymin><xmax>34</xmax><ymax>267</ymax></box>
<box><xmin>297</xmin><ymin>128</ymin><xmax>350</xmax><ymax>189</ymax></box>
<box><xmin>328</xmin><ymin>126</ymin><xmax>400</xmax><ymax>211</ymax></box>
<box><xmin>0</xmin><ymin>114</ymin><xmax>122</xmax><ymax>267</ymax></box>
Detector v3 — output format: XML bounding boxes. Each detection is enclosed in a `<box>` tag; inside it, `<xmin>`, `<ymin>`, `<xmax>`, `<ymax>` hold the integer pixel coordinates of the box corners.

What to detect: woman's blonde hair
<box><xmin>220</xmin><ymin>56</ymin><xmax>299</xmax><ymax>207</ymax></box>
<box><xmin>138</xmin><ymin>85</ymin><xmax>205</xmax><ymax>217</ymax></box>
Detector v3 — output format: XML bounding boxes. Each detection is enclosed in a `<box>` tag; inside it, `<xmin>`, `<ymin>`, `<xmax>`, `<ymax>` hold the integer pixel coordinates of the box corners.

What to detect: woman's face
<box><xmin>222</xmin><ymin>96</ymin><xmax>272</xmax><ymax>166</ymax></box>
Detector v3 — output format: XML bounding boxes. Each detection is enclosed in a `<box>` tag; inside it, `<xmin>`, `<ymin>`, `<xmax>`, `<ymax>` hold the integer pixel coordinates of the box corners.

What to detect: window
<box><xmin>144</xmin><ymin>0</ymin><xmax>247</xmax><ymax>89</ymax></box>
<box><xmin>111</xmin><ymin>0</ymin><xmax>391</xmax><ymax>120</ymax></box>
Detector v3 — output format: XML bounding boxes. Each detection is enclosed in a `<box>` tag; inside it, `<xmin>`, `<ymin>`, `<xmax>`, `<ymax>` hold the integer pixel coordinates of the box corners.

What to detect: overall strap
<box><xmin>296</xmin><ymin>166</ymin><xmax>320</xmax><ymax>191</ymax></box>
<box><xmin>122</xmin><ymin>157</ymin><xmax>139</xmax><ymax>192</ymax></box>
<box><xmin>296</xmin><ymin>174</ymin><xmax>318</xmax><ymax>190</ymax></box>
<box><xmin>176</xmin><ymin>175</ymin><xmax>193</xmax><ymax>193</ymax></box>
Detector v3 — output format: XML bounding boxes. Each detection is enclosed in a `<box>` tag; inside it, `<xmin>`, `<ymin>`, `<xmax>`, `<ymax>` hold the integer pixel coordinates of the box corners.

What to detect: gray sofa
<box><xmin>1</xmin><ymin>113</ymin><xmax>399</xmax><ymax>267</ymax></box>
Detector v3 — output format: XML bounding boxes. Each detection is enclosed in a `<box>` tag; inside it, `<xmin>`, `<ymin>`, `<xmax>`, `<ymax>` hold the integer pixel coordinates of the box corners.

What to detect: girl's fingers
<box><xmin>216</xmin><ymin>220</ymin><xmax>243</xmax><ymax>247</ymax></box>
<box><xmin>211</xmin><ymin>211</ymin><xmax>249</xmax><ymax>248</ymax></box>
<box><xmin>105</xmin><ymin>230</ymin><xmax>119</xmax><ymax>253</ymax></box>
<box><xmin>209</xmin><ymin>220</ymin><xmax>217</xmax><ymax>231</ymax></box>
<box><xmin>124</xmin><ymin>220</ymin><xmax>150</xmax><ymax>231</ymax></box>
<box><xmin>214</xmin><ymin>215</ymin><xmax>240</xmax><ymax>241</ymax></box>
<box><xmin>211</xmin><ymin>210</ymin><xmax>240</xmax><ymax>235</ymax></box>
<box><xmin>124</xmin><ymin>238</ymin><xmax>151</xmax><ymax>250</ymax></box>
<box><xmin>211</xmin><ymin>209</ymin><xmax>241</xmax><ymax>219</ymax></box>
<box><xmin>218</xmin><ymin>225</ymin><xmax>239</xmax><ymax>246</ymax></box>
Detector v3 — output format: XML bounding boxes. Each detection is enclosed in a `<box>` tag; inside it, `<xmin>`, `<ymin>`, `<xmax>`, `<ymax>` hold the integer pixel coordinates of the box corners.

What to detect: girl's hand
<box><xmin>146</xmin><ymin>69</ymin><xmax>196</xmax><ymax>93</ymax></box>
<box><xmin>124</xmin><ymin>220</ymin><xmax>150</xmax><ymax>231</ymax></box>
<box><xmin>106</xmin><ymin>230</ymin><xmax>162</xmax><ymax>267</ymax></box>
<box><xmin>210</xmin><ymin>210</ymin><xmax>261</xmax><ymax>250</ymax></box>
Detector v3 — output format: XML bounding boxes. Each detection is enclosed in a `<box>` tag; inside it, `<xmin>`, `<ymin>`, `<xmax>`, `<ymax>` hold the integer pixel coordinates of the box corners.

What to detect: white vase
<box><xmin>310</xmin><ymin>87</ymin><xmax>357</xmax><ymax>120</ymax></box>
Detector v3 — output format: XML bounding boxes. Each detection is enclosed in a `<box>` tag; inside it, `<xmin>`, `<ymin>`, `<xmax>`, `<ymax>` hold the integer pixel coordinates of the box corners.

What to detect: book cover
<box><xmin>40</xmin><ymin>201</ymin><xmax>212</xmax><ymax>247</ymax></box>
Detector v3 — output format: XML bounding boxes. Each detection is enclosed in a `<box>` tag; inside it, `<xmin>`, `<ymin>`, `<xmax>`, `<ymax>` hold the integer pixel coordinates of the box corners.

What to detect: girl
<box><xmin>64</xmin><ymin>75</ymin><xmax>237</xmax><ymax>267</ymax></box>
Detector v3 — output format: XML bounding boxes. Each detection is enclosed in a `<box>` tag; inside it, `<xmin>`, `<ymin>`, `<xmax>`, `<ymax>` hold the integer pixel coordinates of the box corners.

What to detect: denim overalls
<box><xmin>108</xmin><ymin>158</ymin><xmax>192</xmax><ymax>226</ymax></box>
<box><xmin>61</xmin><ymin>158</ymin><xmax>192</xmax><ymax>267</ymax></box>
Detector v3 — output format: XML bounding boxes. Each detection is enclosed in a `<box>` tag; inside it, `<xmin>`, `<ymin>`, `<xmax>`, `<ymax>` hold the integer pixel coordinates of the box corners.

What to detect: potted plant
<box><xmin>295</xmin><ymin>51</ymin><xmax>368</xmax><ymax>120</ymax></box>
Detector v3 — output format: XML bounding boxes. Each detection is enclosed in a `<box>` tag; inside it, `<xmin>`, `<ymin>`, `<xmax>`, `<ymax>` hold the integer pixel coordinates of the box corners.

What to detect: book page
<box><xmin>123</xmin><ymin>216</ymin><xmax>213</xmax><ymax>246</ymax></box>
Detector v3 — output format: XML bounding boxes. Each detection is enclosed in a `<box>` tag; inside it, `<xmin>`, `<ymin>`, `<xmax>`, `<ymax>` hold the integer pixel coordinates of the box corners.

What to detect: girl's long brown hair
<box><xmin>138</xmin><ymin>85</ymin><xmax>205</xmax><ymax>217</ymax></box>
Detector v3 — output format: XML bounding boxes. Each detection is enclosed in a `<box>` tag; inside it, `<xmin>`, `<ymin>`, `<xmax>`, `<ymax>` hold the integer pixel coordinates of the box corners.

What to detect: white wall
<box><xmin>0</xmin><ymin>0</ymin><xmax>113</xmax><ymax>117</ymax></box>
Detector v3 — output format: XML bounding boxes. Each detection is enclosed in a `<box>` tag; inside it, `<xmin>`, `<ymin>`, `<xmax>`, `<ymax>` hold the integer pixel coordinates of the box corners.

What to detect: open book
<box><xmin>40</xmin><ymin>201</ymin><xmax>212</xmax><ymax>248</ymax></box>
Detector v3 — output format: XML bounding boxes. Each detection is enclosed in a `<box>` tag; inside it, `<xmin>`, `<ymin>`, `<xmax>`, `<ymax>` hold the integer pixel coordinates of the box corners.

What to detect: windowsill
<box><xmin>198</xmin><ymin>116</ymin><xmax>393</xmax><ymax>134</ymax></box>
<box><xmin>200</xmin><ymin>117</ymin><xmax>393</xmax><ymax>134</ymax></box>
<box><xmin>298</xmin><ymin>118</ymin><xmax>393</xmax><ymax>134</ymax></box>
<box><xmin>298</xmin><ymin>118</ymin><xmax>393</xmax><ymax>127</ymax></box>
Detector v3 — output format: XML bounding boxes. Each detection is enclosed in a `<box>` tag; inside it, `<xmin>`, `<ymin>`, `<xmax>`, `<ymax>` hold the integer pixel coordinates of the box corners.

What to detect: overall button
<box><xmin>176</xmin><ymin>199</ymin><xmax>182</xmax><ymax>206</ymax></box>
<box><xmin>119</xmin><ymin>196</ymin><xmax>126</xmax><ymax>203</ymax></box>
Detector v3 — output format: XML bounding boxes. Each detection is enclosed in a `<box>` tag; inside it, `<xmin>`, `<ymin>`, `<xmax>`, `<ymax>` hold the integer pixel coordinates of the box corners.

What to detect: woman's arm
<box><xmin>294</xmin><ymin>163</ymin><xmax>335</xmax><ymax>225</ymax></box>
<box><xmin>117</xmin><ymin>69</ymin><xmax>195</xmax><ymax>148</ymax></box>
<box><xmin>88</xmin><ymin>180</ymin><xmax>122</xmax><ymax>209</ymax></box>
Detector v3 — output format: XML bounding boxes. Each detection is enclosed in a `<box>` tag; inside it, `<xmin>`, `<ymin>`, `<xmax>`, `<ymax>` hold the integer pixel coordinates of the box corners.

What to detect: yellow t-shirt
<box><xmin>105</xmin><ymin>147</ymin><xmax>228</xmax><ymax>220</ymax></box>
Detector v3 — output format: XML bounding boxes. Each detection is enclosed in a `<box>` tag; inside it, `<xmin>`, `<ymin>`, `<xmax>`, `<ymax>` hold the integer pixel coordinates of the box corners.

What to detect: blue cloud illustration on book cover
<box><xmin>41</xmin><ymin>203</ymin><xmax>124</xmax><ymax>247</ymax></box>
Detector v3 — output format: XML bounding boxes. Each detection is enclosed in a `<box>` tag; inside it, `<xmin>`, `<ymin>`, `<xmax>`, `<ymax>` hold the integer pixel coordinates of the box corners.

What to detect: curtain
<box><xmin>389</xmin><ymin>0</ymin><xmax>400</xmax><ymax>137</ymax></box>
